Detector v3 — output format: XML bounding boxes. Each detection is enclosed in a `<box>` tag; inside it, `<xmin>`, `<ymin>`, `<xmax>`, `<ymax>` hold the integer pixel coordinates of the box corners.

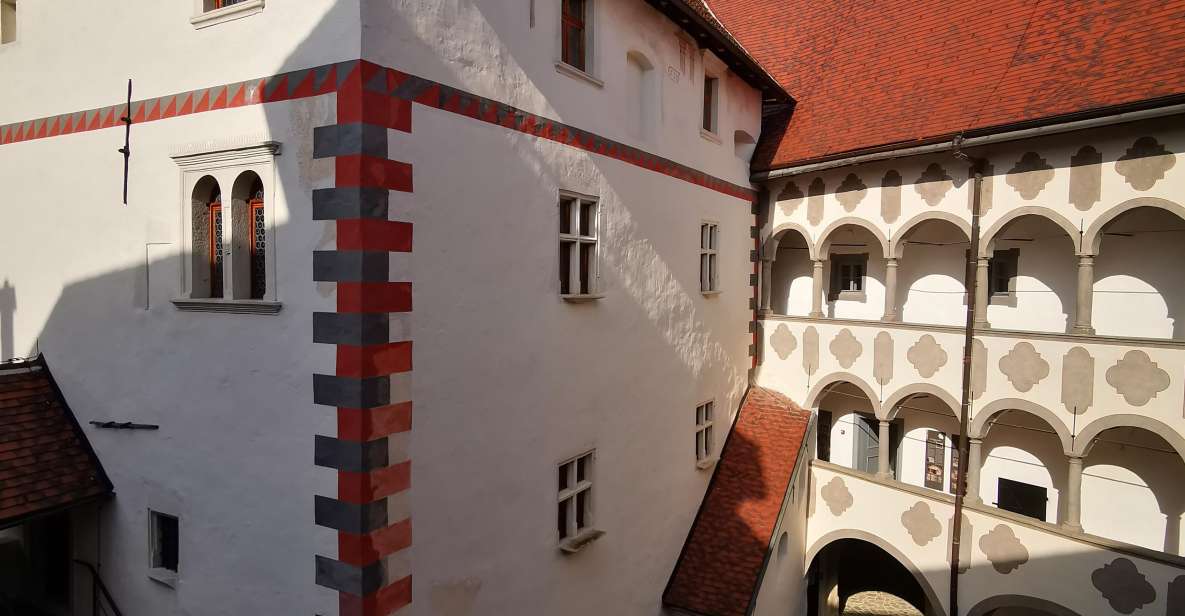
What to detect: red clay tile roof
<box><xmin>664</xmin><ymin>387</ymin><xmax>811</xmax><ymax>616</ymax></box>
<box><xmin>0</xmin><ymin>357</ymin><xmax>111</xmax><ymax>528</ymax></box>
<box><xmin>705</xmin><ymin>0</ymin><xmax>1185</xmax><ymax>170</ymax></box>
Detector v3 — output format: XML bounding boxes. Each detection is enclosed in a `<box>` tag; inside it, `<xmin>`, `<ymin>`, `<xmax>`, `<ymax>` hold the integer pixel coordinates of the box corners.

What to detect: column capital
<box><xmin>885</xmin><ymin>256</ymin><xmax>899</xmax><ymax>266</ymax></box>
<box><xmin>1077</xmin><ymin>254</ymin><xmax>1096</xmax><ymax>264</ymax></box>
<box><xmin>967</xmin><ymin>436</ymin><xmax>984</xmax><ymax>445</ymax></box>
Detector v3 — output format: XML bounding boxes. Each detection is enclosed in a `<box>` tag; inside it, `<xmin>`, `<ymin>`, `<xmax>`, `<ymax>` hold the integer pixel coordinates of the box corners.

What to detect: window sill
<box><xmin>559</xmin><ymin>528</ymin><xmax>605</xmax><ymax>554</ymax></box>
<box><xmin>696</xmin><ymin>456</ymin><xmax>719</xmax><ymax>470</ymax></box>
<box><xmin>190</xmin><ymin>0</ymin><xmax>265</xmax><ymax>29</ymax></box>
<box><xmin>830</xmin><ymin>291</ymin><xmax>867</xmax><ymax>302</ymax></box>
<box><xmin>700</xmin><ymin>128</ymin><xmax>722</xmax><ymax>145</ymax></box>
<box><xmin>147</xmin><ymin>568</ymin><xmax>178</xmax><ymax>588</ymax></box>
<box><xmin>561</xmin><ymin>293</ymin><xmax>605</xmax><ymax>303</ymax></box>
<box><xmin>990</xmin><ymin>293</ymin><xmax>1018</xmax><ymax>307</ymax></box>
<box><xmin>555</xmin><ymin>62</ymin><xmax>605</xmax><ymax>89</ymax></box>
<box><xmin>172</xmin><ymin>298</ymin><xmax>282</xmax><ymax>315</ymax></box>
<box><xmin>701</xmin><ymin>289</ymin><xmax>723</xmax><ymax>297</ymax></box>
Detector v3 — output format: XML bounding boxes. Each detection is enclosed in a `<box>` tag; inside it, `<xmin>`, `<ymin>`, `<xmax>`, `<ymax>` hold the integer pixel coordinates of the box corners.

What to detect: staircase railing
<box><xmin>72</xmin><ymin>560</ymin><xmax>124</xmax><ymax>616</ymax></box>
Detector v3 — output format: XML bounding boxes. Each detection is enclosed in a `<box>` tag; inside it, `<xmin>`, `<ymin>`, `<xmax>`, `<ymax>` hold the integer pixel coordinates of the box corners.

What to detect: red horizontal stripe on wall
<box><xmin>339</xmin><ymin>461</ymin><xmax>411</xmax><ymax>503</ymax></box>
<box><xmin>337</xmin><ymin>282</ymin><xmax>412</xmax><ymax>313</ymax></box>
<box><xmin>338</xmin><ymin>518</ymin><xmax>412</xmax><ymax>566</ymax></box>
<box><xmin>337</xmin><ymin>219</ymin><xmax>413</xmax><ymax>252</ymax></box>
<box><xmin>336</xmin><ymin>155</ymin><xmax>413</xmax><ymax>192</ymax></box>
<box><xmin>338</xmin><ymin>575</ymin><xmax>412</xmax><ymax>616</ymax></box>
<box><xmin>338</xmin><ymin>402</ymin><xmax>413</xmax><ymax>442</ymax></box>
<box><xmin>337</xmin><ymin>342</ymin><xmax>412</xmax><ymax>378</ymax></box>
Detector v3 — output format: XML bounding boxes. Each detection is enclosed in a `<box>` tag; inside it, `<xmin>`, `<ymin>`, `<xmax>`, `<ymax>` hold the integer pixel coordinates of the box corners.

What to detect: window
<box><xmin>1</xmin><ymin>1</ymin><xmax>16</xmax><ymax>44</ymax></box>
<box><xmin>695</xmin><ymin>401</ymin><xmax>715</xmax><ymax>464</ymax></box>
<box><xmin>559</xmin><ymin>193</ymin><xmax>599</xmax><ymax>298</ymax></box>
<box><xmin>209</xmin><ymin>190</ymin><xmax>225</xmax><ymax>299</ymax></box>
<box><xmin>816</xmin><ymin>410</ymin><xmax>832</xmax><ymax>462</ymax></box>
<box><xmin>194</xmin><ymin>0</ymin><xmax>264</xmax><ymax>29</ymax></box>
<box><xmin>702</xmin><ymin>76</ymin><xmax>719</xmax><ymax>133</ymax></box>
<box><xmin>204</xmin><ymin>0</ymin><xmax>252</xmax><ymax>10</ymax></box>
<box><xmin>988</xmin><ymin>248</ymin><xmax>1019</xmax><ymax>296</ymax></box>
<box><xmin>557</xmin><ymin>451</ymin><xmax>602</xmax><ymax>552</ymax></box>
<box><xmin>829</xmin><ymin>253</ymin><xmax>868</xmax><ymax>300</ymax></box>
<box><xmin>700</xmin><ymin>222</ymin><xmax>719</xmax><ymax>293</ymax></box>
<box><xmin>924</xmin><ymin>430</ymin><xmax>945</xmax><ymax>490</ymax></box>
<box><xmin>231</xmin><ymin>172</ymin><xmax>267</xmax><ymax>300</ymax></box>
<box><xmin>149</xmin><ymin>511</ymin><xmax>179</xmax><ymax>579</ymax></box>
<box><xmin>560</xmin><ymin>0</ymin><xmax>587</xmax><ymax>71</ymax></box>
<box><xmin>997</xmin><ymin>478</ymin><xmax>1046</xmax><ymax>521</ymax></box>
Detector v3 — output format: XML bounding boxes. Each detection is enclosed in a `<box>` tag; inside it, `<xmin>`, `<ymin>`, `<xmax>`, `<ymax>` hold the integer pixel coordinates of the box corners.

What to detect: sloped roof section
<box><xmin>705</xmin><ymin>0</ymin><xmax>1185</xmax><ymax>170</ymax></box>
<box><xmin>0</xmin><ymin>357</ymin><xmax>112</xmax><ymax>528</ymax></box>
<box><xmin>664</xmin><ymin>387</ymin><xmax>811</xmax><ymax>616</ymax></box>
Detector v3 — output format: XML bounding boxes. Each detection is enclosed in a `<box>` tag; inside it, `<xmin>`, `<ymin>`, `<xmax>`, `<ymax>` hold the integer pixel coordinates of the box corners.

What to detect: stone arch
<box><xmin>970</xmin><ymin>398</ymin><xmax>1074</xmax><ymax>455</ymax></box>
<box><xmin>1082</xmin><ymin>196</ymin><xmax>1185</xmax><ymax>256</ymax></box>
<box><xmin>817</xmin><ymin>216</ymin><xmax>889</xmax><ymax>258</ymax></box>
<box><xmin>967</xmin><ymin>595</ymin><xmax>1081</xmax><ymax>616</ymax></box>
<box><xmin>978</xmin><ymin>206</ymin><xmax>1082</xmax><ymax>258</ymax></box>
<box><xmin>805</xmin><ymin>529</ymin><xmax>948</xmax><ymax>616</ymax></box>
<box><xmin>764</xmin><ymin>222</ymin><xmax>817</xmax><ymax>260</ymax></box>
<box><xmin>882</xmin><ymin>383</ymin><xmax>961</xmax><ymax>421</ymax></box>
<box><xmin>804</xmin><ymin>372</ymin><xmax>882</xmax><ymax>416</ymax></box>
<box><xmin>1072</xmin><ymin>414</ymin><xmax>1185</xmax><ymax>463</ymax></box>
<box><xmin>889</xmin><ymin>210</ymin><xmax>972</xmax><ymax>259</ymax></box>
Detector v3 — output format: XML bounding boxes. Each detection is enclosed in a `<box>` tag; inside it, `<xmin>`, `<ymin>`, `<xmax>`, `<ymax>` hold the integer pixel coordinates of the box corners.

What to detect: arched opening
<box><xmin>976</xmin><ymin>409</ymin><xmax>1068</xmax><ymax>524</ymax></box>
<box><xmin>968</xmin><ymin>595</ymin><xmax>1082</xmax><ymax>616</ymax></box>
<box><xmin>895</xmin><ymin>218</ymin><xmax>969</xmax><ymax>327</ymax></box>
<box><xmin>813</xmin><ymin>380</ymin><xmax>889</xmax><ymax>475</ymax></box>
<box><xmin>190</xmin><ymin>175</ymin><xmax>222</xmax><ymax>299</ymax></box>
<box><xmin>820</xmin><ymin>223</ymin><xmax>886</xmax><ymax>321</ymax></box>
<box><xmin>807</xmin><ymin>537</ymin><xmax>933</xmax><ymax>616</ymax></box>
<box><xmin>769</xmin><ymin>227</ymin><xmax>813</xmax><ymax>315</ymax></box>
<box><xmin>886</xmin><ymin>388</ymin><xmax>961</xmax><ymax>492</ymax></box>
<box><xmin>979</xmin><ymin>214</ymin><xmax>1077</xmax><ymax>334</ymax></box>
<box><xmin>231</xmin><ymin>171</ymin><xmax>266</xmax><ymax>300</ymax></box>
<box><xmin>1092</xmin><ymin>206</ymin><xmax>1185</xmax><ymax>338</ymax></box>
<box><xmin>1080</xmin><ymin>425</ymin><xmax>1185</xmax><ymax>554</ymax></box>
<box><xmin>624</xmin><ymin>50</ymin><xmax>656</xmax><ymax>143</ymax></box>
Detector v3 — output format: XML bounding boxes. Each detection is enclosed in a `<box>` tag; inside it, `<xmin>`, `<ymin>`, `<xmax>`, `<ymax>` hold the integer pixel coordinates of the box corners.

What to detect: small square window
<box><xmin>695</xmin><ymin>401</ymin><xmax>715</xmax><ymax>463</ymax></box>
<box><xmin>988</xmin><ymin>249</ymin><xmax>1019</xmax><ymax>296</ymax></box>
<box><xmin>700</xmin><ymin>223</ymin><xmax>719</xmax><ymax>293</ymax></box>
<box><xmin>829</xmin><ymin>253</ymin><xmax>868</xmax><ymax>300</ymax></box>
<box><xmin>702</xmin><ymin>76</ymin><xmax>719</xmax><ymax>133</ymax></box>
<box><xmin>559</xmin><ymin>194</ymin><xmax>599</xmax><ymax>298</ymax></box>
<box><xmin>150</xmin><ymin>511</ymin><xmax>179</xmax><ymax>574</ymax></box>
<box><xmin>558</xmin><ymin>452</ymin><xmax>595</xmax><ymax>542</ymax></box>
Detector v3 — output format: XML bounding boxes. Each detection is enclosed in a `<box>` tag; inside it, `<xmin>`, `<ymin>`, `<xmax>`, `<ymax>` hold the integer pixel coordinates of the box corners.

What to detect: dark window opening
<box><xmin>151</xmin><ymin>511</ymin><xmax>180</xmax><ymax>572</ymax></box>
<box><xmin>702</xmin><ymin>76</ymin><xmax>718</xmax><ymax>132</ymax></box>
<box><xmin>209</xmin><ymin>192</ymin><xmax>224</xmax><ymax>299</ymax></box>
<box><xmin>248</xmin><ymin>179</ymin><xmax>266</xmax><ymax>299</ymax></box>
<box><xmin>997</xmin><ymin>478</ymin><xmax>1047</xmax><ymax>521</ymax></box>
<box><xmin>817</xmin><ymin>410</ymin><xmax>832</xmax><ymax>462</ymax></box>
<box><xmin>988</xmin><ymin>248</ymin><xmax>1019</xmax><ymax>296</ymax></box>
<box><xmin>561</xmin><ymin>0</ymin><xmax>587</xmax><ymax>71</ymax></box>
<box><xmin>829</xmin><ymin>253</ymin><xmax>867</xmax><ymax>299</ymax></box>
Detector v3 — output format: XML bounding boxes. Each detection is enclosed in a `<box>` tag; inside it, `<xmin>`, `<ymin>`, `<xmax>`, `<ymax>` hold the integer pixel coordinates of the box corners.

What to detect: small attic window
<box><xmin>1</xmin><ymin>1</ymin><xmax>17</xmax><ymax>44</ymax></box>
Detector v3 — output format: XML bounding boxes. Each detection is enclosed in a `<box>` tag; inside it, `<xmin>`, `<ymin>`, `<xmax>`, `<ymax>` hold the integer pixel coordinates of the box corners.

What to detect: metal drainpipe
<box><xmin>949</xmin><ymin>137</ymin><xmax>984</xmax><ymax>616</ymax></box>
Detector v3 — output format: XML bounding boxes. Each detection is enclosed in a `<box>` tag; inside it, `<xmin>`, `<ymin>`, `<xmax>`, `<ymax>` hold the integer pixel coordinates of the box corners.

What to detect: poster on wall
<box><xmin>948</xmin><ymin>434</ymin><xmax>961</xmax><ymax>494</ymax></box>
<box><xmin>924</xmin><ymin>430</ymin><xmax>945</xmax><ymax>490</ymax></box>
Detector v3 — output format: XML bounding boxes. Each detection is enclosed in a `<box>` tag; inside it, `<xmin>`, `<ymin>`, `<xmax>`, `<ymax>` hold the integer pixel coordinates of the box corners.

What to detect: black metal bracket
<box><xmin>89</xmin><ymin>420</ymin><xmax>159</xmax><ymax>431</ymax></box>
<box><xmin>118</xmin><ymin>79</ymin><xmax>132</xmax><ymax>205</ymax></box>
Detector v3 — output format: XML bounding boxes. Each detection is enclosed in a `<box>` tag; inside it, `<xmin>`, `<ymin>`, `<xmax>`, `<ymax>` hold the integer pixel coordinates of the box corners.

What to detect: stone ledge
<box><xmin>171</xmin><ymin>298</ymin><xmax>282</xmax><ymax>315</ymax></box>
<box><xmin>190</xmin><ymin>0</ymin><xmax>265</xmax><ymax>29</ymax></box>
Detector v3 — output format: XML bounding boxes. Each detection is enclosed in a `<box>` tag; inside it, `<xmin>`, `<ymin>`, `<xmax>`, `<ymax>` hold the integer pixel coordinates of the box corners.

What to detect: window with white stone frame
<box><xmin>695</xmin><ymin>400</ymin><xmax>715</xmax><ymax>467</ymax></box>
<box><xmin>829</xmin><ymin>253</ymin><xmax>868</xmax><ymax>301</ymax></box>
<box><xmin>148</xmin><ymin>510</ymin><xmax>179</xmax><ymax>586</ymax></box>
<box><xmin>700</xmin><ymin>222</ymin><xmax>719</xmax><ymax>293</ymax></box>
<box><xmin>192</xmin><ymin>0</ymin><xmax>264</xmax><ymax>29</ymax></box>
<box><xmin>559</xmin><ymin>193</ymin><xmax>601</xmax><ymax>300</ymax></box>
<box><xmin>557</xmin><ymin>451</ymin><xmax>602</xmax><ymax>553</ymax></box>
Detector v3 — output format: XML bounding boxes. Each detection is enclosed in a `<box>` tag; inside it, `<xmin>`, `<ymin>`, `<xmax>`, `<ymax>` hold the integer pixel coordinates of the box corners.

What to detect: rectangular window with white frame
<box><xmin>700</xmin><ymin>222</ymin><xmax>719</xmax><ymax>293</ymax></box>
<box><xmin>560</xmin><ymin>0</ymin><xmax>588</xmax><ymax>71</ymax></box>
<box><xmin>557</xmin><ymin>451</ymin><xmax>602</xmax><ymax>552</ymax></box>
<box><xmin>559</xmin><ymin>193</ymin><xmax>600</xmax><ymax>299</ymax></box>
<box><xmin>149</xmin><ymin>510</ymin><xmax>179</xmax><ymax>585</ymax></box>
<box><xmin>696</xmin><ymin>401</ymin><xmax>715</xmax><ymax>465</ymax></box>
<box><xmin>702</xmin><ymin>75</ymin><xmax>719</xmax><ymax>134</ymax></box>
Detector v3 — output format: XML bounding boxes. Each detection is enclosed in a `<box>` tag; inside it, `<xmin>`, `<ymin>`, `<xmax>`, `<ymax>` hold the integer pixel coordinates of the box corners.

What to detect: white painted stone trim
<box><xmin>555</xmin><ymin>61</ymin><xmax>605</xmax><ymax>89</ymax></box>
<box><xmin>190</xmin><ymin>0</ymin><xmax>265</xmax><ymax>30</ymax></box>
<box><xmin>171</xmin><ymin>298</ymin><xmax>282</xmax><ymax>314</ymax></box>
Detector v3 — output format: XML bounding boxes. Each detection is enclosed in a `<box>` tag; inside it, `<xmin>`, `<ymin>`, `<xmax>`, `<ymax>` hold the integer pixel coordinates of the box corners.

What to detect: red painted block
<box><xmin>291</xmin><ymin>71</ymin><xmax>316</xmax><ymax>99</ymax></box>
<box><xmin>336</xmin><ymin>282</ymin><xmax>412</xmax><ymax>314</ymax></box>
<box><xmin>228</xmin><ymin>84</ymin><xmax>247</xmax><ymax>108</ymax></box>
<box><xmin>264</xmin><ymin>76</ymin><xmax>289</xmax><ymax>103</ymax></box>
<box><xmin>338</xmin><ymin>402</ymin><xmax>413</xmax><ymax>442</ymax></box>
<box><xmin>390</xmin><ymin>98</ymin><xmax>412</xmax><ymax>132</ymax></box>
<box><xmin>336</xmin><ymin>155</ymin><xmax>413</xmax><ymax>193</ymax></box>
<box><xmin>146</xmin><ymin>100</ymin><xmax>162</xmax><ymax>122</ymax></box>
<box><xmin>336</xmin><ymin>341</ymin><xmax>412</xmax><ymax>378</ymax></box>
<box><xmin>194</xmin><ymin>90</ymin><xmax>211</xmax><ymax>114</ymax></box>
<box><xmin>336</xmin><ymin>220</ymin><xmax>413</xmax><ymax>253</ymax></box>
<box><xmin>338</xmin><ymin>460</ymin><xmax>411</xmax><ymax>503</ymax></box>
<box><xmin>162</xmin><ymin>98</ymin><xmax>178</xmax><ymax>119</ymax></box>
<box><xmin>338</xmin><ymin>576</ymin><xmax>412</xmax><ymax>616</ymax></box>
<box><xmin>338</xmin><ymin>518</ymin><xmax>412</xmax><ymax>566</ymax></box>
<box><xmin>211</xmin><ymin>87</ymin><xmax>228</xmax><ymax>110</ymax></box>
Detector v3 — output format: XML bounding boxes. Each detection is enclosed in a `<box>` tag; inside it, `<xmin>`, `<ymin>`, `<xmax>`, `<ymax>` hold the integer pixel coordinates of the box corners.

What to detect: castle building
<box><xmin>0</xmin><ymin>2</ymin><xmax>1183</xmax><ymax>615</ymax></box>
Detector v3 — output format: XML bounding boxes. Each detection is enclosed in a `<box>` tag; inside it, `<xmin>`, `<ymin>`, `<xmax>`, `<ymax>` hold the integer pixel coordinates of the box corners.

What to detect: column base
<box><xmin>1071</xmin><ymin>325</ymin><xmax>1096</xmax><ymax>336</ymax></box>
<box><xmin>1061</xmin><ymin>522</ymin><xmax>1084</xmax><ymax>534</ymax></box>
<box><xmin>881</xmin><ymin>314</ymin><xmax>900</xmax><ymax>323</ymax></box>
<box><xmin>875</xmin><ymin>471</ymin><xmax>892</xmax><ymax>481</ymax></box>
<box><xmin>808</xmin><ymin>311</ymin><xmax>825</xmax><ymax>319</ymax></box>
<box><xmin>973</xmin><ymin>320</ymin><xmax>990</xmax><ymax>330</ymax></box>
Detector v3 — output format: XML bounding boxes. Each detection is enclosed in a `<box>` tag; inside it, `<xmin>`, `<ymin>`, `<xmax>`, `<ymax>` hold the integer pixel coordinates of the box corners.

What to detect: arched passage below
<box><xmin>966</xmin><ymin>594</ymin><xmax>1082</xmax><ymax>616</ymax></box>
<box><xmin>806</xmin><ymin>530</ymin><xmax>947</xmax><ymax>616</ymax></box>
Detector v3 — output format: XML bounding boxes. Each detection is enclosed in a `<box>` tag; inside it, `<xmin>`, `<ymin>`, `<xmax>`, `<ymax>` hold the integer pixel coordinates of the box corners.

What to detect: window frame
<box><xmin>699</xmin><ymin>221</ymin><xmax>720</xmax><ymax>294</ymax></box>
<box><xmin>247</xmin><ymin>184</ymin><xmax>267</xmax><ymax>300</ymax></box>
<box><xmin>828</xmin><ymin>253</ymin><xmax>868</xmax><ymax>301</ymax></box>
<box><xmin>557</xmin><ymin>450</ymin><xmax>603</xmax><ymax>553</ymax></box>
<box><xmin>701</xmin><ymin>75</ymin><xmax>719</xmax><ymax>135</ymax></box>
<box><xmin>191</xmin><ymin>0</ymin><xmax>264</xmax><ymax>29</ymax></box>
<box><xmin>558</xmin><ymin>191</ymin><xmax>602</xmax><ymax>301</ymax></box>
<box><xmin>148</xmin><ymin>510</ymin><xmax>180</xmax><ymax>587</ymax></box>
<box><xmin>208</xmin><ymin>197</ymin><xmax>225</xmax><ymax>299</ymax></box>
<box><xmin>1</xmin><ymin>0</ymin><xmax>16</xmax><ymax>45</ymax></box>
<box><xmin>695</xmin><ymin>400</ymin><xmax>716</xmax><ymax>467</ymax></box>
<box><xmin>555</xmin><ymin>0</ymin><xmax>602</xmax><ymax>87</ymax></box>
<box><xmin>988</xmin><ymin>248</ymin><xmax>1019</xmax><ymax>306</ymax></box>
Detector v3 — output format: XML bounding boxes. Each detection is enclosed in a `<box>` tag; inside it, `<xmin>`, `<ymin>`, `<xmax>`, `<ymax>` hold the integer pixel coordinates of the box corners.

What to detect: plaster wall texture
<box><xmin>360</xmin><ymin>0</ymin><xmax>762</xmax><ymax>188</ymax></box>
<box><xmin>751</xmin><ymin>430</ymin><xmax>814</xmax><ymax>616</ymax></box>
<box><xmin>403</xmin><ymin>98</ymin><xmax>754</xmax><ymax>615</ymax></box>
<box><xmin>0</xmin><ymin>1</ymin><xmax>360</xmax><ymax>124</ymax></box>
<box><xmin>807</xmin><ymin>463</ymin><xmax>1185</xmax><ymax>616</ymax></box>
<box><xmin>0</xmin><ymin>92</ymin><xmax>341</xmax><ymax>615</ymax></box>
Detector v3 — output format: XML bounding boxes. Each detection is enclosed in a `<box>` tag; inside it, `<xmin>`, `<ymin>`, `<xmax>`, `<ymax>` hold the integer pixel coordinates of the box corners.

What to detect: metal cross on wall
<box><xmin>118</xmin><ymin>79</ymin><xmax>132</xmax><ymax>205</ymax></box>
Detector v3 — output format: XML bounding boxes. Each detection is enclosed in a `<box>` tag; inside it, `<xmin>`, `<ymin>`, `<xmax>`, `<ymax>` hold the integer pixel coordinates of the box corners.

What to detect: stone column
<box><xmin>882</xmin><ymin>257</ymin><xmax>899</xmax><ymax>322</ymax></box>
<box><xmin>1073</xmin><ymin>255</ymin><xmax>1096</xmax><ymax>335</ymax></box>
<box><xmin>1064</xmin><ymin>455</ymin><xmax>1085</xmax><ymax>533</ymax></box>
<box><xmin>877</xmin><ymin>419</ymin><xmax>892</xmax><ymax>479</ymax></box>
<box><xmin>760</xmin><ymin>258</ymin><xmax>774</xmax><ymax>312</ymax></box>
<box><xmin>973</xmin><ymin>257</ymin><xmax>990</xmax><ymax>329</ymax></box>
<box><xmin>965</xmin><ymin>437</ymin><xmax>983</xmax><ymax>504</ymax></box>
<box><xmin>810</xmin><ymin>259</ymin><xmax>825</xmax><ymax>318</ymax></box>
